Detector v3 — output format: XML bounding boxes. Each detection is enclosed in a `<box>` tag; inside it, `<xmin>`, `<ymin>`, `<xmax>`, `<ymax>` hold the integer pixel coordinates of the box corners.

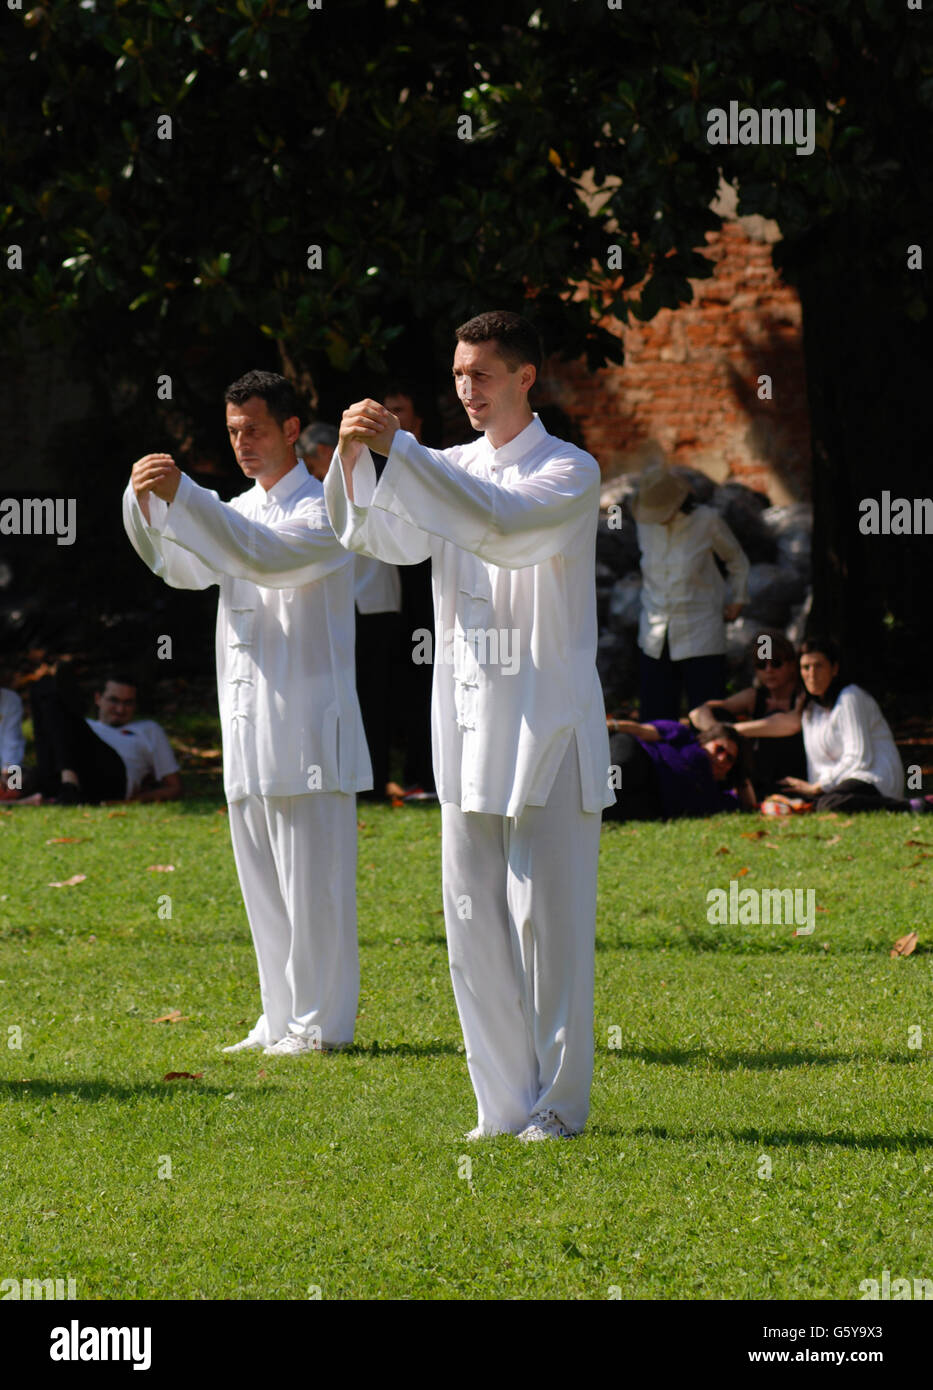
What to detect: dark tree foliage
<box><xmin>1</xmin><ymin>0</ymin><xmax>930</xmax><ymax>689</ymax></box>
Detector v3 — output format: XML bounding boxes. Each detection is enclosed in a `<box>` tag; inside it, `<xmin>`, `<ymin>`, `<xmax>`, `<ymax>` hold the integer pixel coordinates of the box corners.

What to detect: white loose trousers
<box><xmin>227</xmin><ymin>791</ymin><xmax>359</xmax><ymax>1048</ymax></box>
<box><xmin>441</xmin><ymin>744</ymin><xmax>600</xmax><ymax>1135</ymax></box>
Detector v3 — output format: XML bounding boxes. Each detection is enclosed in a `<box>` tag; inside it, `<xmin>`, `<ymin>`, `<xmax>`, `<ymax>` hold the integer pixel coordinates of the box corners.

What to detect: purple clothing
<box><xmin>640</xmin><ymin>720</ymin><xmax>737</xmax><ymax>818</ymax></box>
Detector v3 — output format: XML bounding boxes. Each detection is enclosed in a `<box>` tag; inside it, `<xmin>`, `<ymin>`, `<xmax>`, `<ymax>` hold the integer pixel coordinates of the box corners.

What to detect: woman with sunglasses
<box><xmin>689</xmin><ymin>630</ymin><xmax>807</xmax><ymax>797</ymax></box>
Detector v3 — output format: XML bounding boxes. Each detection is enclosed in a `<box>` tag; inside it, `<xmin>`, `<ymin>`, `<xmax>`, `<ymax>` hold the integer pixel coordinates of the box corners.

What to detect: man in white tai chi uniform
<box><xmin>123</xmin><ymin>370</ymin><xmax>371</xmax><ymax>1056</ymax></box>
<box><xmin>326</xmin><ymin>311</ymin><xmax>613</xmax><ymax>1140</ymax></box>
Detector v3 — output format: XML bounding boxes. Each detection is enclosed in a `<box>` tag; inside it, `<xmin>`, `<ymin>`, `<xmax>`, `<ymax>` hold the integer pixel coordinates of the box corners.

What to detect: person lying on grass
<box><xmin>604</xmin><ymin>717</ymin><xmax>756</xmax><ymax>821</ymax></box>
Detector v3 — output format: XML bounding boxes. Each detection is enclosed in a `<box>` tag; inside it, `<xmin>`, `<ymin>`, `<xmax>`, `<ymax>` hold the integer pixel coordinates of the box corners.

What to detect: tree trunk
<box><xmin>795</xmin><ymin>238</ymin><xmax>932</xmax><ymax>711</ymax></box>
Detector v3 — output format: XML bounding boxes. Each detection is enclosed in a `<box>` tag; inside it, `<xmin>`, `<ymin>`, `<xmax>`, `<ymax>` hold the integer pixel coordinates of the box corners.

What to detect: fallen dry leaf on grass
<box><xmin>825</xmin><ymin>835</ymin><xmax>841</xmax><ymax>846</ymax></box>
<box><xmin>107</xmin><ymin>810</ymin><xmax>127</xmax><ymax>819</ymax></box>
<box><xmin>715</xmin><ymin>845</ymin><xmax>731</xmax><ymax>855</ymax></box>
<box><xmin>890</xmin><ymin>931</ymin><xmax>918</xmax><ymax>958</ymax></box>
<box><xmin>905</xmin><ymin>839</ymin><xmax>931</xmax><ymax>847</ymax></box>
<box><xmin>47</xmin><ymin>874</ymin><xmax>86</xmax><ymax>888</ymax></box>
<box><xmin>732</xmin><ymin>866</ymin><xmax>750</xmax><ymax>878</ymax></box>
<box><xmin>150</xmin><ymin>1010</ymin><xmax>188</xmax><ymax>1023</ymax></box>
<box><xmin>740</xmin><ymin>829</ymin><xmax>769</xmax><ymax>840</ymax></box>
<box><xmin>163</xmin><ymin>1072</ymin><xmax>203</xmax><ymax>1081</ymax></box>
<box><xmin>147</xmin><ymin>864</ymin><xmax>175</xmax><ymax>872</ymax></box>
<box><xmin>45</xmin><ymin>836</ymin><xmax>83</xmax><ymax>845</ymax></box>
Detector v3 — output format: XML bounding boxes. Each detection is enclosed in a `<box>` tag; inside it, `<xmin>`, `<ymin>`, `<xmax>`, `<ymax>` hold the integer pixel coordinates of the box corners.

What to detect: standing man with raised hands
<box><xmin>325</xmin><ymin>311</ymin><xmax>613</xmax><ymax>1140</ymax></box>
<box><xmin>123</xmin><ymin>370</ymin><xmax>371</xmax><ymax>1057</ymax></box>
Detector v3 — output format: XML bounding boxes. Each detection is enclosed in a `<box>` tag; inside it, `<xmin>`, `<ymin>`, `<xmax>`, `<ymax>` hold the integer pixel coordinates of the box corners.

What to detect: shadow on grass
<box><xmin>341</xmin><ymin>1040</ymin><xmax>463</xmax><ymax>1057</ymax></box>
<box><xmin>0</xmin><ymin>1079</ymin><xmax>264</xmax><ymax>1102</ymax></box>
<box><xmin>0</xmin><ymin>1042</ymin><xmax>465</xmax><ymax>1101</ymax></box>
<box><xmin>594</xmin><ymin>937</ymin><xmax>924</xmax><ymax>954</ymax></box>
<box><xmin>625</xmin><ymin>1123</ymin><xmax>933</xmax><ymax>1151</ymax></box>
<box><xmin>606</xmin><ymin>1046</ymin><xmax>924</xmax><ymax>1069</ymax></box>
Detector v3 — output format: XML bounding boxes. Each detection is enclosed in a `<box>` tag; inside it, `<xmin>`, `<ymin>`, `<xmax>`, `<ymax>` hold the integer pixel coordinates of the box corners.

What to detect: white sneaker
<box><xmin>464</xmin><ymin>1124</ymin><xmax>508</xmax><ymax>1141</ymax></box>
<box><xmin>221</xmin><ymin>1036</ymin><xmax>266</xmax><ymax>1054</ymax></box>
<box><xmin>517</xmin><ymin>1109</ymin><xmax>575</xmax><ymax>1142</ymax></box>
<box><xmin>263</xmin><ymin>1034</ymin><xmax>321</xmax><ymax>1056</ymax></box>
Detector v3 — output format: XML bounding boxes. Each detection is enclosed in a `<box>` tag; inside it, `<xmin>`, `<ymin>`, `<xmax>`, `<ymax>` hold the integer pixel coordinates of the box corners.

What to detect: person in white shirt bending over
<box><xmin>124</xmin><ymin>370</ymin><xmax>371</xmax><ymax>1057</ymax></box>
<box><xmin>327</xmin><ymin>310</ymin><xmax>614</xmax><ymax>1142</ymax></box>
<box><xmin>633</xmin><ymin>461</ymin><xmax>750</xmax><ymax>720</ymax></box>
<box><xmin>737</xmin><ymin>635</ymin><xmax>931</xmax><ymax>814</ymax></box>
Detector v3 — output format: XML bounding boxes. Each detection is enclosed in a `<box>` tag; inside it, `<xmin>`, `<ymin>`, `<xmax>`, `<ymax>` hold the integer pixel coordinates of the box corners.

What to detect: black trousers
<box><xmin>815</xmin><ymin>778</ymin><xmax>913</xmax><ymax>814</ymax></box>
<box><xmin>355</xmin><ymin>611</ymin><xmax>399</xmax><ymax>799</ymax></box>
<box><xmin>397</xmin><ymin>559</ymin><xmax>435</xmax><ymax>790</ymax></box>
<box><xmin>603</xmin><ymin>732</ymin><xmax>664</xmax><ymax>822</ymax></box>
<box><xmin>639</xmin><ymin>638</ymin><xmax>726</xmax><ymax>721</ymax></box>
<box><xmin>30</xmin><ymin>674</ymin><xmax>126</xmax><ymax>803</ymax></box>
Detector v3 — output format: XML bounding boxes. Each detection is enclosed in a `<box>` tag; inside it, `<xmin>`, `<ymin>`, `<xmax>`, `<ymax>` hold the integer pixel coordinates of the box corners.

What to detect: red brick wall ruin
<box><xmin>539</xmin><ymin>204</ymin><xmax>812</xmax><ymax>504</ymax></box>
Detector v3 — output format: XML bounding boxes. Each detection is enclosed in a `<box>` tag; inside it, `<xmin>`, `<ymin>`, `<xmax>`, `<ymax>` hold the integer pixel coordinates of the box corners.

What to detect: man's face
<box><xmin>95</xmin><ymin>682</ymin><xmax>137</xmax><ymax>727</ymax></box>
<box><xmin>706</xmin><ymin>737</ymin><xmax>738</xmax><ymax>781</ymax></box>
<box><xmin>226</xmin><ymin>396</ymin><xmax>299</xmax><ymax>490</ymax></box>
<box><xmin>384</xmin><ymin>393</ymin><xmax>422</xmax><ymax>440</ymax></box>
<box><xmin>451</xmin><ymin>340</ymin><xmax>534</xmax><ymax>438</ymax></box>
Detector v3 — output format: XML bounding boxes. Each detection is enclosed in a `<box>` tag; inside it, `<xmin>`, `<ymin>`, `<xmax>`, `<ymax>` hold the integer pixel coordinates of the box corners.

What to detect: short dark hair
<box><xmin>97</xmin><ymin>673</ymin><xmax>138</xmax><ymax>694</ymax></box>
<box><xmin>455</xmin><ymin>311</ymin><xmax>542</xmax><ymax>372</ymax></box>
<box><xmin>383</xmin><ymin>380</ymin><xmax>431</xmax><ymax>422</ymax></box>
<box><xmin>224</xmin><ymin>370</ymin><xmax>303</xmax><ymax>428</ymax></box>
<box><xmin>749</xmin><ymin>629</ymin><xmax>797</xmax><ymax>672</ymax></box>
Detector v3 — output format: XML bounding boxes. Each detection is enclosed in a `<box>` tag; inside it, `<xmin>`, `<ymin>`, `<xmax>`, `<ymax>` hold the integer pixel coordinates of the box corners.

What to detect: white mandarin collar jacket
<box><xmin>123</xmin><ymin>464</ymin><xmax>371</xmax><ymax>802</ymax></box>
<box><xmin>325</xmin><ymin>415</ymin><xmax>613</xmax><ymax>817</ymax></box>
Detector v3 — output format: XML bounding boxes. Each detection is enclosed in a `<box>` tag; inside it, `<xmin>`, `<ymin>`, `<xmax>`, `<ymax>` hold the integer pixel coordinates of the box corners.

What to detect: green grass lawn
<box><xmin>0</xmin><ymin>798</ymin><xmax>930</xmax><ymax>1300</ymax></box>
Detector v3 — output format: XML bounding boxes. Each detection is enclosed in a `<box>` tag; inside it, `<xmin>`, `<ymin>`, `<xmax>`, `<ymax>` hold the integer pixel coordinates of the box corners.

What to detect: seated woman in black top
<box><xmin>689</xmin><ymin>630</ymin><xmax>806</xmax><ymax>797</ymax></box>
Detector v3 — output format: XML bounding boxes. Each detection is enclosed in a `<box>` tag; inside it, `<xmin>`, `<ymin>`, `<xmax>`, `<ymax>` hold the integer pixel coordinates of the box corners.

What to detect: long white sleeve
<box><xmin>803</xmin><ymin>686</ymin><xmax>904</xmax><ymax>797</ymax></box>
<box><xmin>374</xmin><ymin>430</ymin><xmax>600</xmax><ymax>571</ymax></box>
<box><xmin>324</xmin><ymin>446</ymin><xmax>433</xmax><ymax>566</ymax></box>
<box><xmin>710</xmin><ymin>513</ymin><xmax>750</xmax><ymax>605</ymax></box>
<box><xmin>122</xmin><ymin>482</ymin><xmax>218</xmax><ymax>590</ymax></box>
<box><xmin>158</xmin><ymin>472</ymin><xmax>352</xmax><ymax>590</ymax></box>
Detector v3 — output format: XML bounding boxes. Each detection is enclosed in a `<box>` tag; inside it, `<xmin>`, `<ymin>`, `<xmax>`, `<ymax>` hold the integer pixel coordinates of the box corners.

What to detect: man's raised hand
<box><xmin>131</xmin><ymin>454</ymin><xmax>182</xmax><ymax>520</ymax></box>
<box><xmin>339</xmin><ymin>401</ymin><xmax>400</xmax><ymax>460</ymax></box>
<box><xmin>132</xmin><ymin>453</ymin><xmax>181</xmax><ymax>496</ymax></box>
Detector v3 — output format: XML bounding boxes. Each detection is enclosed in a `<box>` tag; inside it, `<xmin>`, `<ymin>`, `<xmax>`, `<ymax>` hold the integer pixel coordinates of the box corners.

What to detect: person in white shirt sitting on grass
<box><xmin>735</xmin><ymin>635</ymin><xmax>931</xmax><ymax>814</ymax></box>
<box><xmin>21</xmin><ymin>667</ymin><xmax>181</xmax><ymax>805</ymax></box>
